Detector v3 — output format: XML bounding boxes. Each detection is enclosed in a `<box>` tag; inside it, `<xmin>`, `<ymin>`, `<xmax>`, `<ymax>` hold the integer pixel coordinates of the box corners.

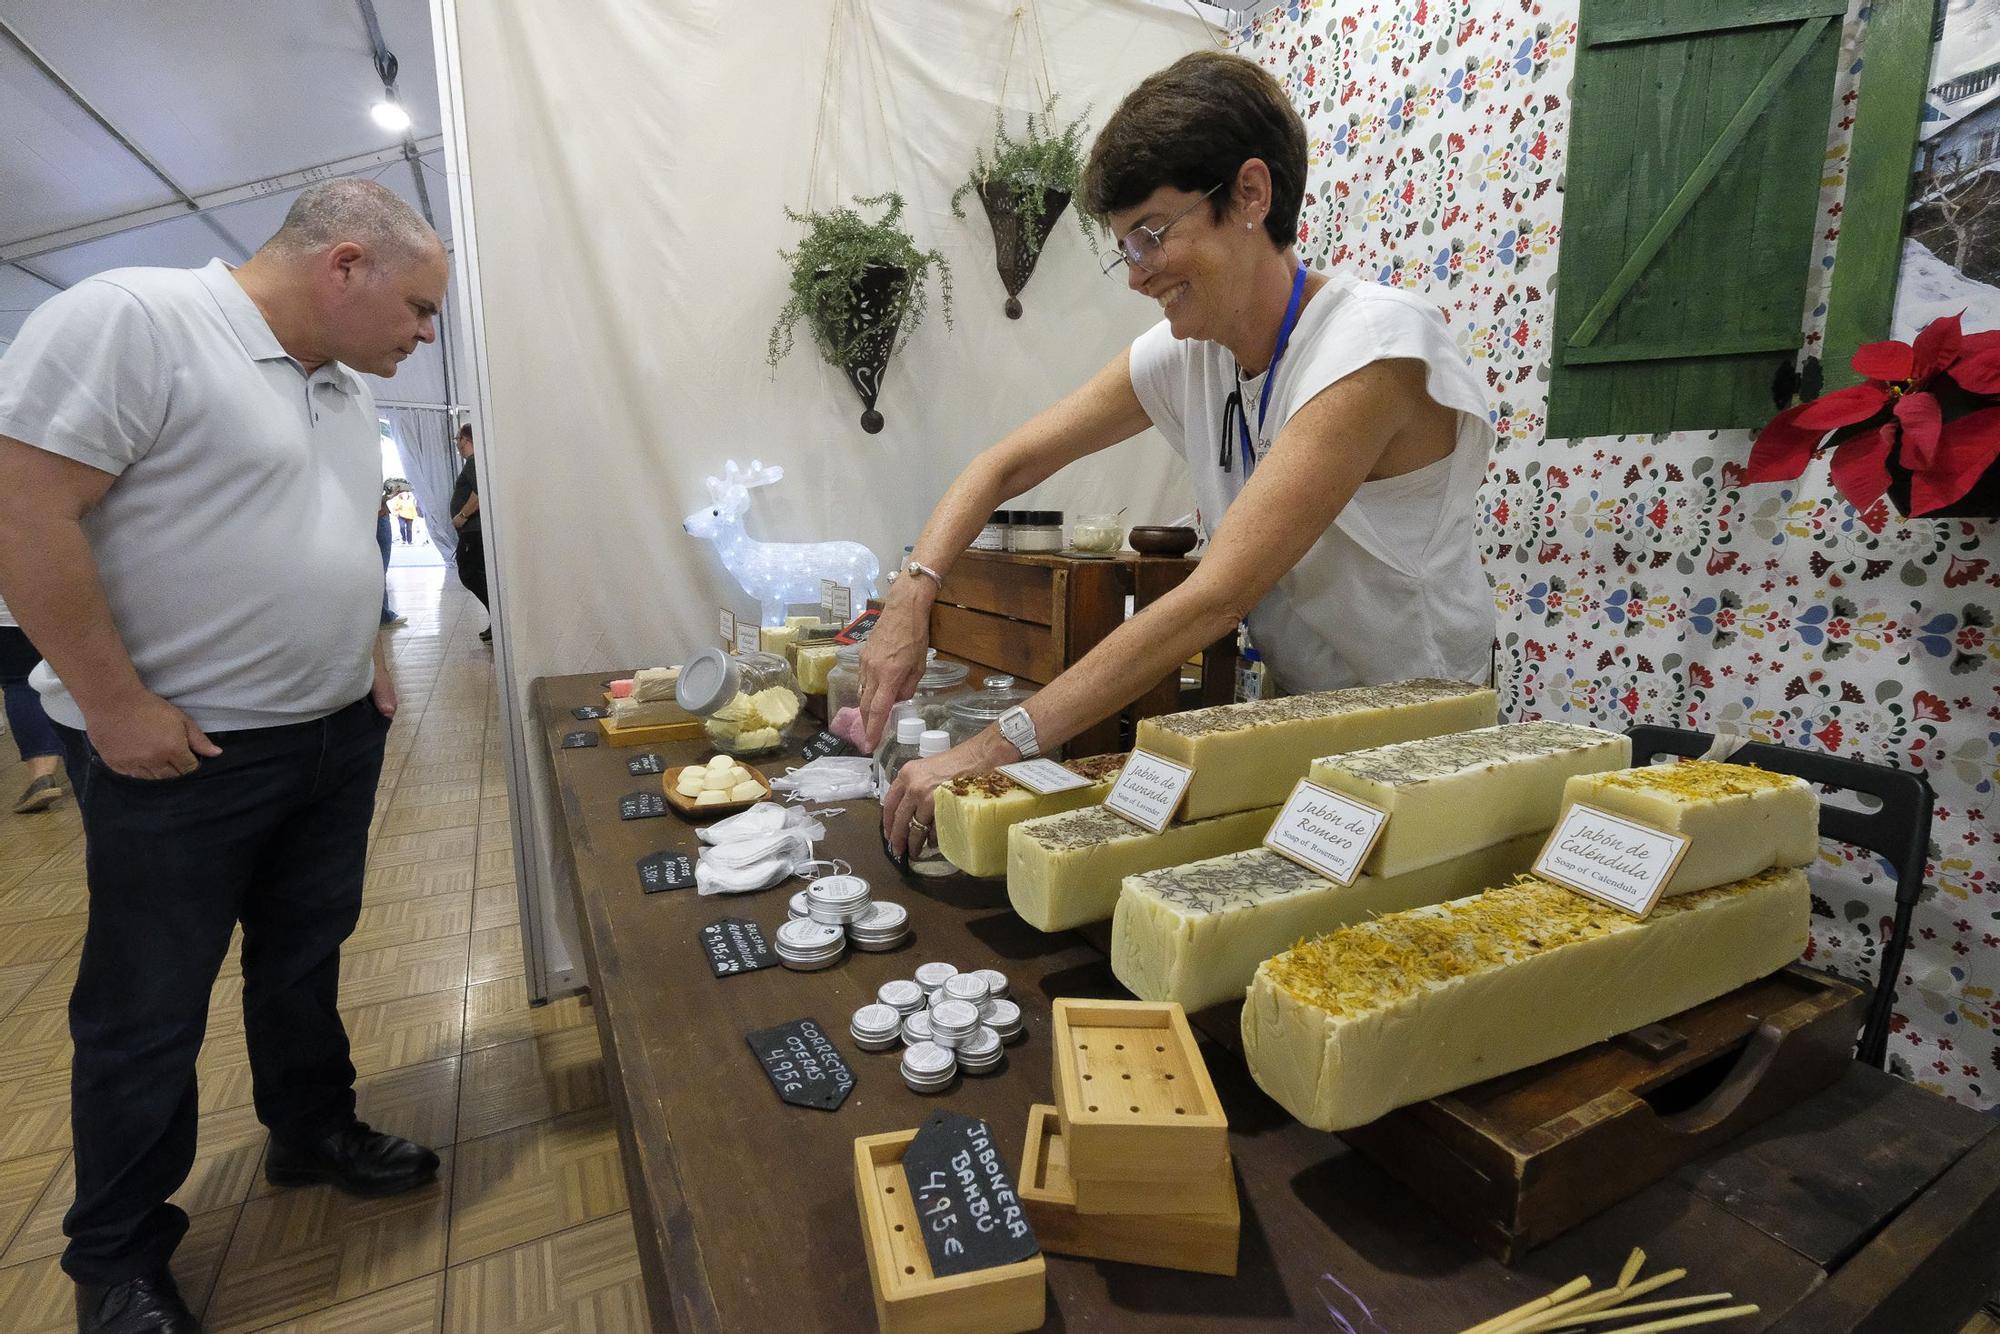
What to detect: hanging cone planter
<box><xmin>767</xmin><ymin>193</ymin><xmax>953</xmax><ymax>435</ymax></box>
<box><xmin>978</xmin><ymin>180</ymin><xmax>1070</xmax><ymax>319</ymax></box>
<box><xmin>812</xmin><ymin>263</ymin><xmax>907</xmax><ymax>433</ymax></box>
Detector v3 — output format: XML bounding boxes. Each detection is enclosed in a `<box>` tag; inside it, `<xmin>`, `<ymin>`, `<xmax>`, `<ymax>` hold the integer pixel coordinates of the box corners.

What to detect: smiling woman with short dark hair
<box><xmin>864</xmin><ymin>50</ymin><xmax>1497</xmax><ymax>860</ymax></box>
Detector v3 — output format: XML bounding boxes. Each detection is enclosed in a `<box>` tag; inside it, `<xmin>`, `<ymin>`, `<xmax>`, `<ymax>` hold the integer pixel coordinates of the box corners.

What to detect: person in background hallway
<box><xmin>376</xmin><ymin>482</ymin><xmax>404</xmax><ymax>628</ymax></box>
<box><xmin>390</xmin><ymin>486</ymin><xmax>417</xmax><ymax>543</ymax></box>
<box><xmin>450</xmin><ymin>423</ymin><xmax>491</xmax><ymax>643</ymax></box>
<box><xmin>0</xmin><ymin>178</ymin><xmax>447</xmax><ymax>1334</ymax></box>
<box><xmin>0</xmin><ymin>592</ymin><xmax>66</xmax><ymax>813</ymax></box>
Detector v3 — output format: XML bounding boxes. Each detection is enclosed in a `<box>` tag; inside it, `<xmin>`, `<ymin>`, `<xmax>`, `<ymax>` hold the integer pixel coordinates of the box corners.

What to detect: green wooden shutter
<box><xmin>1547</xmin><ymin>0</ymin><xmax>1847</xmax><ymax>438</ymax></box>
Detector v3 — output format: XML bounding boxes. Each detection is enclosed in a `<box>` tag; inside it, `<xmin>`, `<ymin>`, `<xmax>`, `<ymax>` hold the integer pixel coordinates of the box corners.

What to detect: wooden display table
<box><xmin>926</xmin><ymin>550</ymin><xmax>1237</xmax><ymax>756</ymax></box>
<box><xmin>533</xmin><ymin>674</ymin><xmax>2000</xmax><ymax>1333</ymax></box>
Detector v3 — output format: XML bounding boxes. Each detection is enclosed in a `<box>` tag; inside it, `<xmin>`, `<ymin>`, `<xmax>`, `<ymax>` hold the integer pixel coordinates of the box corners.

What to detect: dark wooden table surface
<box><xmin>533</xmin><ymin>673</ymin><xmax>2000</xmax><ymax>1334</ymax></box>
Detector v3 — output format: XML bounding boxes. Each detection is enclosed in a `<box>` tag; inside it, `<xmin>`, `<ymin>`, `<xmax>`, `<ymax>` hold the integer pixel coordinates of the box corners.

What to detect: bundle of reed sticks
<box><xmin>1457</xmin><ymin>1249</ymin><xmax>1758</xmax><ymax>1334</ymax></box>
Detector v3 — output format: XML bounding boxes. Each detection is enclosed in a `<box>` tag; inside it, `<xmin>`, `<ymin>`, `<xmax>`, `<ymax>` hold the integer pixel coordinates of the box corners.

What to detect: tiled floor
<box><xmin>0</xmin><ymin>565</ymin><xmax>647</xmax><ymax>1332</ymax></box>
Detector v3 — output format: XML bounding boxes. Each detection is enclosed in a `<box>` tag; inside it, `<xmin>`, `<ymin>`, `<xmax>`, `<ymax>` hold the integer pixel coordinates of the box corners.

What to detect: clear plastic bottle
<box><xmin>877</xmin><ymin>714</ymin><xmax>926</xmax><ymax>791</ymax></box>
<box><xmin>910</xmin><ymin>730</ymin><xmax>957</xmax><ymax>878</ymax></box>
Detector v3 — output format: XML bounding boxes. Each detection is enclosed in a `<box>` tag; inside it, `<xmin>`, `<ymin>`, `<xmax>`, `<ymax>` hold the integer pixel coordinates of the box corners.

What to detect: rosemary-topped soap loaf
<box><xmin>1559</xmin><ymin>759</ymin><xmax>1818</xmax><ymax>898</ymax></box>
<box><xmin>1241</xmin><ymin>867</ymin><xmax>1811</xmax><ymax>1130</ymax></box>
<box><xmin>1308</xmin><ymin>722</ymin><xmax>1631</xmax><ymax>878</ymax></box>
<box><xmin>1112</xmin><ymin>834</ymin><xmax>1544</xmax><ymax>1012</ymax></box>
<box><xmin>1135</xmin><ymin>679</ymin><xmax>1497</xmax><ymax>820</ymax></box>
<box><xmin>935</xmin><ymin>754</ymin><xmax>1127</xmax><ymax>878</ymax></box>
<box><xmin>1006</xmin><ymin>804</ymin><xmax>1276</xmax><ymax>932</ymax></box>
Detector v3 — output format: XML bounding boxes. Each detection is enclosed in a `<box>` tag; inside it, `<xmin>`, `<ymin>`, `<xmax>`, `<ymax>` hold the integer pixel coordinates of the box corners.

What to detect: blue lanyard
<box><xmin>1227</xmin><ymin>264</ymin><xmax>1309</xmax><ymax>477</ymax></box>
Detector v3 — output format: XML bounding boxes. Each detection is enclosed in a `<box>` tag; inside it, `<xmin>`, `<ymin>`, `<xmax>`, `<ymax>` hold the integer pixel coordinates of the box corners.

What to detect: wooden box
<box><xmin>1019</xmin><ymin>1104</ymin><xmax>1239</xmax><ymax>1276</ymax></box>
<box><xmin>853</xmin><ymin>1129</ymin><xmax>1047</xmax><ymax>1334</ymax></box>
<box><xmin>595</xmin><ymin>695</ymin><xmax>705</xmax><ymax>747</ymax></box>
<box><xmin>1339</xmin><ymin>966</ymin><xmax>1867</xmax><ymax>1263</ymax></box>
<box><xmin>1050</xmin><ymin>999</ymin><xmax>1229</xmax><ymax>1190</ymax></box>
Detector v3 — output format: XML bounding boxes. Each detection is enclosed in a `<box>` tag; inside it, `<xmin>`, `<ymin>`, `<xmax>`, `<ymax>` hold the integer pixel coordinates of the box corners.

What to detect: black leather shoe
<box><xmin>75</xmin><ymin>1271</ymin><xmax>200</xmax><ymax>1333</ymax></box>
<box><xmin>265</xmin><ymin>1121</ymin><xmax>440</xmax><ymax>1198</ymax></box>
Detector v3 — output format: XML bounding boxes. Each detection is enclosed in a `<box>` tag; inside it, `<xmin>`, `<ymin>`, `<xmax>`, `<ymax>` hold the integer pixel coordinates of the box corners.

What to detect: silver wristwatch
<box><xmin>998</xmin><ymin>705</ymin><xmax>1040</xmax><ymax>759</ymax></box>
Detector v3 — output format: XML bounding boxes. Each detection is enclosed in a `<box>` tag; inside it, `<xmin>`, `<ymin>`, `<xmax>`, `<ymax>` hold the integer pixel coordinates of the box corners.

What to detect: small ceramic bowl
<box><xmin>1127</xmin><ymin>525</ymin><xmax>1199</xmax><ymax>557</ymax></box>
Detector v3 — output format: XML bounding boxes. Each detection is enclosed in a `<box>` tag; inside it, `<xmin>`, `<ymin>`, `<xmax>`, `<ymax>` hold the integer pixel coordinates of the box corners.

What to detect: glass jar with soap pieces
<box><xmin>827</xmin><ymin>647</ymin><xmax>966</xmax><ymax>753</ymax></box>
<box><xmin>1069</xmin><ymin>512</ymin><xmax>1125</xmax><ymax>554</ymax></box>
<box><xmin>944</xmin><ymin>674</ymin><xmax>1034</xmax><ymax>749</ymax></box>
<box><xmin>675</xmin><ymin>647</ymin><xmax>806</xmax><ymax>757</ymax></box>
<box><xmin>849</xmin><ymin>960</ymin><xmax>1022</xmax><ymax>1093</ymax></box>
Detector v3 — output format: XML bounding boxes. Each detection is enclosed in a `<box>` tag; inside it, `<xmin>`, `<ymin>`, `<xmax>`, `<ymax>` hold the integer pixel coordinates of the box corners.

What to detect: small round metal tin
<box><xmin>849</xmin><ymin>1002</ymin><xmax>903</xmax><ymax>1051</ymax></box>
<box><xmin>846</xmin><ymin>901</ymin><xmax>910</xmax><ymax>952</ymax></box>
<box><xmin>899</xmin><ymin>1010</ymin><xmax>934</xmax><ymax>1045</ymax></box>
<box><xmin>940</xmin><ymin>973</ymin><xmax>990</xmax><ymax>1009</ymax></box>
<box><xmin>979</xmin><ymin>997</ymin><xmax>1024</xmax><ymax>1042</ymax></box>
<box><xmin>877</xmin><ymin>979</ymin><xmax>925</xmax><ymax>1014</ymax></box>
<box><xmin>971</xmin><ymin>968</ymin><xmax>1009</xmax><ymax>999</ymax></box>
<box><xmin>928</xmin><ymin>999</ymin><xmax>981</xmax><ymax>1049</ymax></box>
<box><xmin>787</xmin><ymin>890</ymin><xmax>811</xmax><ymax>921</ymax></box>
<box><xmin>806</xmin><ymin>874</ymin><xmax>872</xmax><ymax>926</ymax></box>
<box><xmin>900</xmin><ymin>1041</ymin><xmax>957</xmax><ymax>1092</ymax></box>
<box><xmin>774</xmin><ymin>919</ymin><xmax>844</xmax><ymax>971</ymax></box>
<box><xmin>912</xmin><ymin>961</ymin><xmax>959</xmax><ymax>993</ymax></box>
<box><xmin>956</xmin><ymin>1026</ymin><xmax>1004</xmax><ymax>1073</ymax></box>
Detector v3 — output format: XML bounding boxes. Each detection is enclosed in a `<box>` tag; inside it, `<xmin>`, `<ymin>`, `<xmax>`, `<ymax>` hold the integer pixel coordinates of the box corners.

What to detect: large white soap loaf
<box><xmin>1135</xmin><ymin>679</ymin><xmax>1497</xmax><ymax>821</ymax></box>
<box><xmin>1112</xmin><ymin>834</ymin><xmax>1544</xmax><ymax>1013</ymax></box>
<box><xmin>1558</xmin><ymin>759</ymin><xmax>1818</xmax><ymax>897</ymax></box>
<box><xmin>1308</xmin><ymin>722</ymin><xmax>1631</xmax><ymax>878</ymax></box>
<box><xmin>934</xmin><ymin>755</ymin><xmax>1127</xmax><ymax>878</ymax></box>
<box><xmin>1006</xmin><ymin>804</ymin><xmax>1276</xmax><ymax>932</ymax></box>
<box><xmin>1241</xmin><ymin>867</ymin><xmax>1810</xmax><ymax>1131</ymax></box>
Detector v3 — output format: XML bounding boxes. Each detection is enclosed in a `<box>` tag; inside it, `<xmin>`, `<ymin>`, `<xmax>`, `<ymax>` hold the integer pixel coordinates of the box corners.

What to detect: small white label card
<box><xmin>1262</xmin><ymin>779</ymin><xmax>1390</xmax><ymax>886</ymax></box>
<box><xmin>734</xmin><ymin>621</ymin><xmax>761</xmax><ymax>656</ymax></box>
<box><xmin>718</xmin><ymin>607</ymin><xmax>736</xmax><ymax>648</ymax></box>
<box><xmin>1102</xmin><ymin>750</ymin><xmax>1195</xmax><ymax>833</ymax></box>
<box><xmin>996</xmin><ymin>759</ymin><xmax>1093</xmax><ymax>796</ymax></box>
<box><xmin>1533</xmin><ymin>803</ymin><xmax>1691</xmax><ymax>918</ymax></box>
<box><xmin>831</xmin><ymin>584</ymin><xmax>853</xmax><ymax>623</ymax></box>
<box><xmin>818</xmin><ymin>578</ymin><xmax>837</xmax><ymax>623</ymax></box>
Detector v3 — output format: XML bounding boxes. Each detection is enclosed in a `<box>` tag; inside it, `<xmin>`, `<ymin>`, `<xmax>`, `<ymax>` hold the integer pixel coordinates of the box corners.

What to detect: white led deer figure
<box><xmin>683</xmin><ymin>459</ymin><xmax>881</xmax><ymax>628</ymax></box>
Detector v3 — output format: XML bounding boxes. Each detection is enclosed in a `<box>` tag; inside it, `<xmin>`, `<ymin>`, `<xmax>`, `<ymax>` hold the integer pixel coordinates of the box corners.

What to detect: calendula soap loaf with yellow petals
<box><xmin>1135</xmin><ymin>679</ymin><xmax>1497</xmax><ymax>821</ymax></box>
<box><xmin>1240</xmin><ymin>868</ymin><xmax>1810</xmax><ymax>1131</ymax></box>
<box><xmin>1558</xmin><ymin>759</ymin><xmax>1818</xmax><ymax>898</ymax></box>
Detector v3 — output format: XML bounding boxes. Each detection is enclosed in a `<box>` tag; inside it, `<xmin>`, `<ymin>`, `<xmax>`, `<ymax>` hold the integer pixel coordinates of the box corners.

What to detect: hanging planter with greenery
<box><xmin>951</xmin><ymin>96</ymin><xmax>1096</xmax><ymax>319</ymax></box>
<box><xmin>767</xmin><ymin>192</ymin><xmax>953</xmax><ymax>434</ymax></box>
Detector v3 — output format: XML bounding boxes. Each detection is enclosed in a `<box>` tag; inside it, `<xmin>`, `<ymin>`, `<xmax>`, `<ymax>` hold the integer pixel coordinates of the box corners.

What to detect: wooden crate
<box><xmin>1339</xmin><ymin>966</ymin><xmax>1867</xmax><ymax>1263</ymax></box>
<box><xmin>1018</xmin><ymin>1104</ymin><xmax>1240</xmax><ymax>1276</ymax></box>
<box><xmin>928</xmin><ymin>551</ymin><xmax>1236</xmax><ymax>757</ymax></box>
<box><xmin>1050</xmin><ymin>999</ymin><xmax>1228</xmax><ymax>1184</ymax></box>
<box><xmin>853</xmin><ymin>1129</ymin><xmax>1047</xmax><ymax>1334</ymax></box>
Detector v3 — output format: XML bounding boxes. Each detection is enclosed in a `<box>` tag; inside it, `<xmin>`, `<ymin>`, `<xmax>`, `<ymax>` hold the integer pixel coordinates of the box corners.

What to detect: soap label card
<box><xmin>734</xmin><ymin>621</ymin><xmax>761</xmax><ymax>657</ymax></box>
<box><xmin>901</xmin><ymin>1110</ymin><xmax>1039</xmax><ymax>1278</ymax></box>
<box><xmin>639</xmin><ymin>852</ymin><xmax>696</xmax><ymax>894</ymax></box>
<box><xmin>818</xmin><ymin>578</ymin><xmax>838</xmax><ymax>623</ymax></box>
<box><xmin>560</xmin><ymin>729</ymin><xmax>600</xmax><ymax>749</ymax></box>
<box><xmin>627</xmin><ymin>752</ymin><xmax>665</xmax><ymax>776</ymax></box>
<box><xmin>997</xmin><ymin>759</ymin><xmax>1092</xmax><ymax>796</ymax></box>
<box><xmin>719</xmin><ymin>607</ymin><xmax>735</xmax><ymax>648</ymax></box>
<box><xmin>701</xmin><ymin>915</ymin><xmax>775</xmax><ymax>971</ymax></box>
<box><xmin>1102</xmin><ymin>750</ymin><xmax>1194</xmax><ymax>833</ymax></box>
<box><xmin>1533</xmin><ymin>803</ymin><xmax>1690</xmax><ymax>918</ymax></box>
<box><xmin>747</xmin><ymin>1018</ymin><xmax>854</xmax><ymax>1111</ymax></box>
<box><xmin>831</xmin><ymin>584</ymin><xmax>853</xmax><ymax>623</ymax></box>
<box><xmin>619</xmin><ymin>790</ymin><xmax>668</xmax><ymax>821</ymax></box>
<box><xmin>571</xmin><ymin>705</ymin><xmax>609</xmax><ymax>720</ymax></box>
<box><xmin>801</xmin><ymin>729</ymin><xmax>856</xmax><ymax>761</ymax></box>
<box><xmin>1263</xmin><ymin>780</ymin><xmax>1389</xmax><ymax>886</ymax></box>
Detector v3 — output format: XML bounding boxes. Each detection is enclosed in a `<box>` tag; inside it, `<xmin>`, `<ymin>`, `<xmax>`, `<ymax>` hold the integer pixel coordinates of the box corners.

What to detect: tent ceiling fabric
<box><xmin>0</xmin><ymin>0</ymin><xmax>453</xmax><ymax>405</ymax></box>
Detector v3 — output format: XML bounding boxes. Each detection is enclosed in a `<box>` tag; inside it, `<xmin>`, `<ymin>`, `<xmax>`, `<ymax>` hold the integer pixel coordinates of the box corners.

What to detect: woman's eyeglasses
<box><xmin>1100</xmin><ymin>183</ymin><xmax>1225</xmax><ymax>276</ymax></box>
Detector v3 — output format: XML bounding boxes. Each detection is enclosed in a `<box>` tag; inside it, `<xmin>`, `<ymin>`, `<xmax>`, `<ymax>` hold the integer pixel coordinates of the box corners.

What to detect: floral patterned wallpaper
<box><xmin>1240</xmin><ymin>0</ymin><xmax>2000</xmax><ymax>1108</ymax></box>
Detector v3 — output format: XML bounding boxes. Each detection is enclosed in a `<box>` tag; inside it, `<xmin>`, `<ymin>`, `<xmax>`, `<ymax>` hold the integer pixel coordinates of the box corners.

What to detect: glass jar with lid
<box><xmin>944</xmin><ymin>674</ymin><xmax>1034</xmax><ymax>748</ymax></box>
<box><xmin>675</xmin><ymin>647</ymin><xmax>806</xmax><ymax>757</ymax></box>
<box><xmin>827</xmin><ymin>648</ymin><xmax>970</xmax><ymax>751</ymax></box>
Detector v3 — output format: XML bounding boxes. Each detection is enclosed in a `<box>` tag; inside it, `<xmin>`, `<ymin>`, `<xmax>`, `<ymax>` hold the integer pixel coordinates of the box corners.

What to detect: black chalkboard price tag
<box><xmin>627</xmin><ymin>752</ymin><xmax>665</xmax><ymax>776</ymax></box>
<box><xmin>746</xmin><ymin>1018</ymin><xmax>854</xmax><ymax>1111</ymax></box>
<box><xmin>800</xmin><ymin>729</ymin><xmax>856</xmax><ymax>762</ymax></box>
<box><xmin>572</xmin><ymin>704</ymin><xmax>610</xmax><ymax>720</ymax></box>
<box><xmin>638</xmin><ymin>852</ymin><xmax>696</xmax><ymax>894</ymax></box>
<box><xmin>700</xmin><ymin>916</ymin><xmax>775</xmax><ymax>973</ymax></box>
<box><xmin>901</xmin><ymin>1110</ymin><xmax>1039</xmax><ymax>1278</ymax></box>
<box><xmin>561</xmin><ymin>730</ymin><xmax>599</xmax><ymax>749</ymax></box>
<box><xmin>619</xmin><ymin>790</ymin><xmax>668</xmax><ymax>821</ymax></box>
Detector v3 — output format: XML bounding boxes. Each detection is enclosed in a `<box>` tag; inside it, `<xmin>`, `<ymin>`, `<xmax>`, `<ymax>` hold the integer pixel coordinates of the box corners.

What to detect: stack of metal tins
<box><xmin>848</xmin><ymin>1002</ymin><xmax>904</xmax><ymax>1052</ymax></box>
<box><xmin>900</xmin><ymin>1041</ymin><xmax>956</xmax><ymax>1094</ymax></box>
<box><xmin>773</xmin><ymin>919</ymin><xmax>844</xmax><ymax>971</ymax></box>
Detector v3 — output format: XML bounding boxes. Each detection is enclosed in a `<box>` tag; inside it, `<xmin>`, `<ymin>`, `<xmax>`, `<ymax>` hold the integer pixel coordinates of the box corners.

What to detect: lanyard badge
<box><xmin>1219</xmin><ymin>264</ymin><xmax>1309</xmax><ymax>477</ymax></box>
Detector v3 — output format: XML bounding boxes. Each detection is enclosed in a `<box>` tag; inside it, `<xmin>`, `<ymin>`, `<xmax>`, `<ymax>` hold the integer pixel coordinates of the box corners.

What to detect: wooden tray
<box><xmin>853</xmin><ymin>1129</ymin><xmax>1046</xmax><ymax>1334</ymax></box>
<box><xmin>597</xmin><ymin>691</ymin><xmax>705</xmax><ymax>747</ymax></box>
<box><xmin>661</xmin><ymin>761</ymin><xmax>772</xmax><ymax>821</ymax></box>
<box><xmin>1050</xmin><ymin>999</ymin><xmax>1228</xmax><ymax>1185</ymax></box>
<box><xmin>1018</xmin><ymin>1104</ymin><xmax>1239</xmax><ymax>1275</ymax></box>
<box><xmin>1339</xmin><ymin>965</ymin><xmax>1867</xmax><ymax>1263</ymax></box>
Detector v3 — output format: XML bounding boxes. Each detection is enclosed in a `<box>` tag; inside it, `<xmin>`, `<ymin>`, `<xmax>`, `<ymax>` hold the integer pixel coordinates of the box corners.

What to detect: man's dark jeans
<box><xmin>53</xmin><ymin>696</ymin><xmax>389</xmax><ymax>1284</ymax></box>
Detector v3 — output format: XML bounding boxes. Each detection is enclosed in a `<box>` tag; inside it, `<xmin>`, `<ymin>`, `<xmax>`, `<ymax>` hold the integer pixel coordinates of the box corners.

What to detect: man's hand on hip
<box><xmin>87</xmin><ymin>691</ymin><xmax>222</xmax><ymax>780</ymax></box>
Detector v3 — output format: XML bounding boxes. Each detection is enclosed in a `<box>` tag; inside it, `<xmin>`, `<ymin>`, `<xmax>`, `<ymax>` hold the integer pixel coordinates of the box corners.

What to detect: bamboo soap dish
<box><xmin>853</xmin><ymin>1129</ymin><xmax>1046</xmax><ymax>1334</ymax></box>
<box><xmin>1018</xmin><ymin>1104</ymin><xmax>1239</xmax><ymax>1276</ymax></box>
<box><xmin>1050</xmin><ymin>999</ymin><xmax>1229</xmax><ymax>1190</ymax></box>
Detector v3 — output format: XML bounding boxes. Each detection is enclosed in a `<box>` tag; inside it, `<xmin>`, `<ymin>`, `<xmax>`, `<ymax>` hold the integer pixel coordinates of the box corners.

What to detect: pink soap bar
<box><xmin>831</xmin><ymin>705</ymin><xmax>867</xmax><ymax>748</ymax></box>
<box><xmin>608</xmin><ymin>679</ymin><xmax>635</xmax><ymax>698</ymax></box>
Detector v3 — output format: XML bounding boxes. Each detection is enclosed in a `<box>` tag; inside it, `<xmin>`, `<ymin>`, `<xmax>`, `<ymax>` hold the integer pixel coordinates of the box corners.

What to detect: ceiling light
<box><xmin>371</xmin><ymin>98</ymin><xmax>411</xmax><ymax>133</ymax></box>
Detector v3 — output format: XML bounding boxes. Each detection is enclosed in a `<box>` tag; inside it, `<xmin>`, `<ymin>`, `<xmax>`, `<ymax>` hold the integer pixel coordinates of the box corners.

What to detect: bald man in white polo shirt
<box><xmin>0</xmin><ymin>180</ymin><xmax>448</xmax><ymax>1334</ymax></box>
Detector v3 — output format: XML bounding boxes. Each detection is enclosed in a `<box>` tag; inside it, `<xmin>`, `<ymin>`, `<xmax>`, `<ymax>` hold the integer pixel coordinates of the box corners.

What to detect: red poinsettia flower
<box><xmin>1742</xmin><ymin>314</ymin><xmax>2000</xmax><ymax>515</ymax></box>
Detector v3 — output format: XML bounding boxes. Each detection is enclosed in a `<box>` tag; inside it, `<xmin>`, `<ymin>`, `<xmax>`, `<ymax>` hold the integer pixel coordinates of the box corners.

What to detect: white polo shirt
<box><xmin>0</xmin><ymin>259</ymin><xmax>384</xmax><ymax>732</ymax></box>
